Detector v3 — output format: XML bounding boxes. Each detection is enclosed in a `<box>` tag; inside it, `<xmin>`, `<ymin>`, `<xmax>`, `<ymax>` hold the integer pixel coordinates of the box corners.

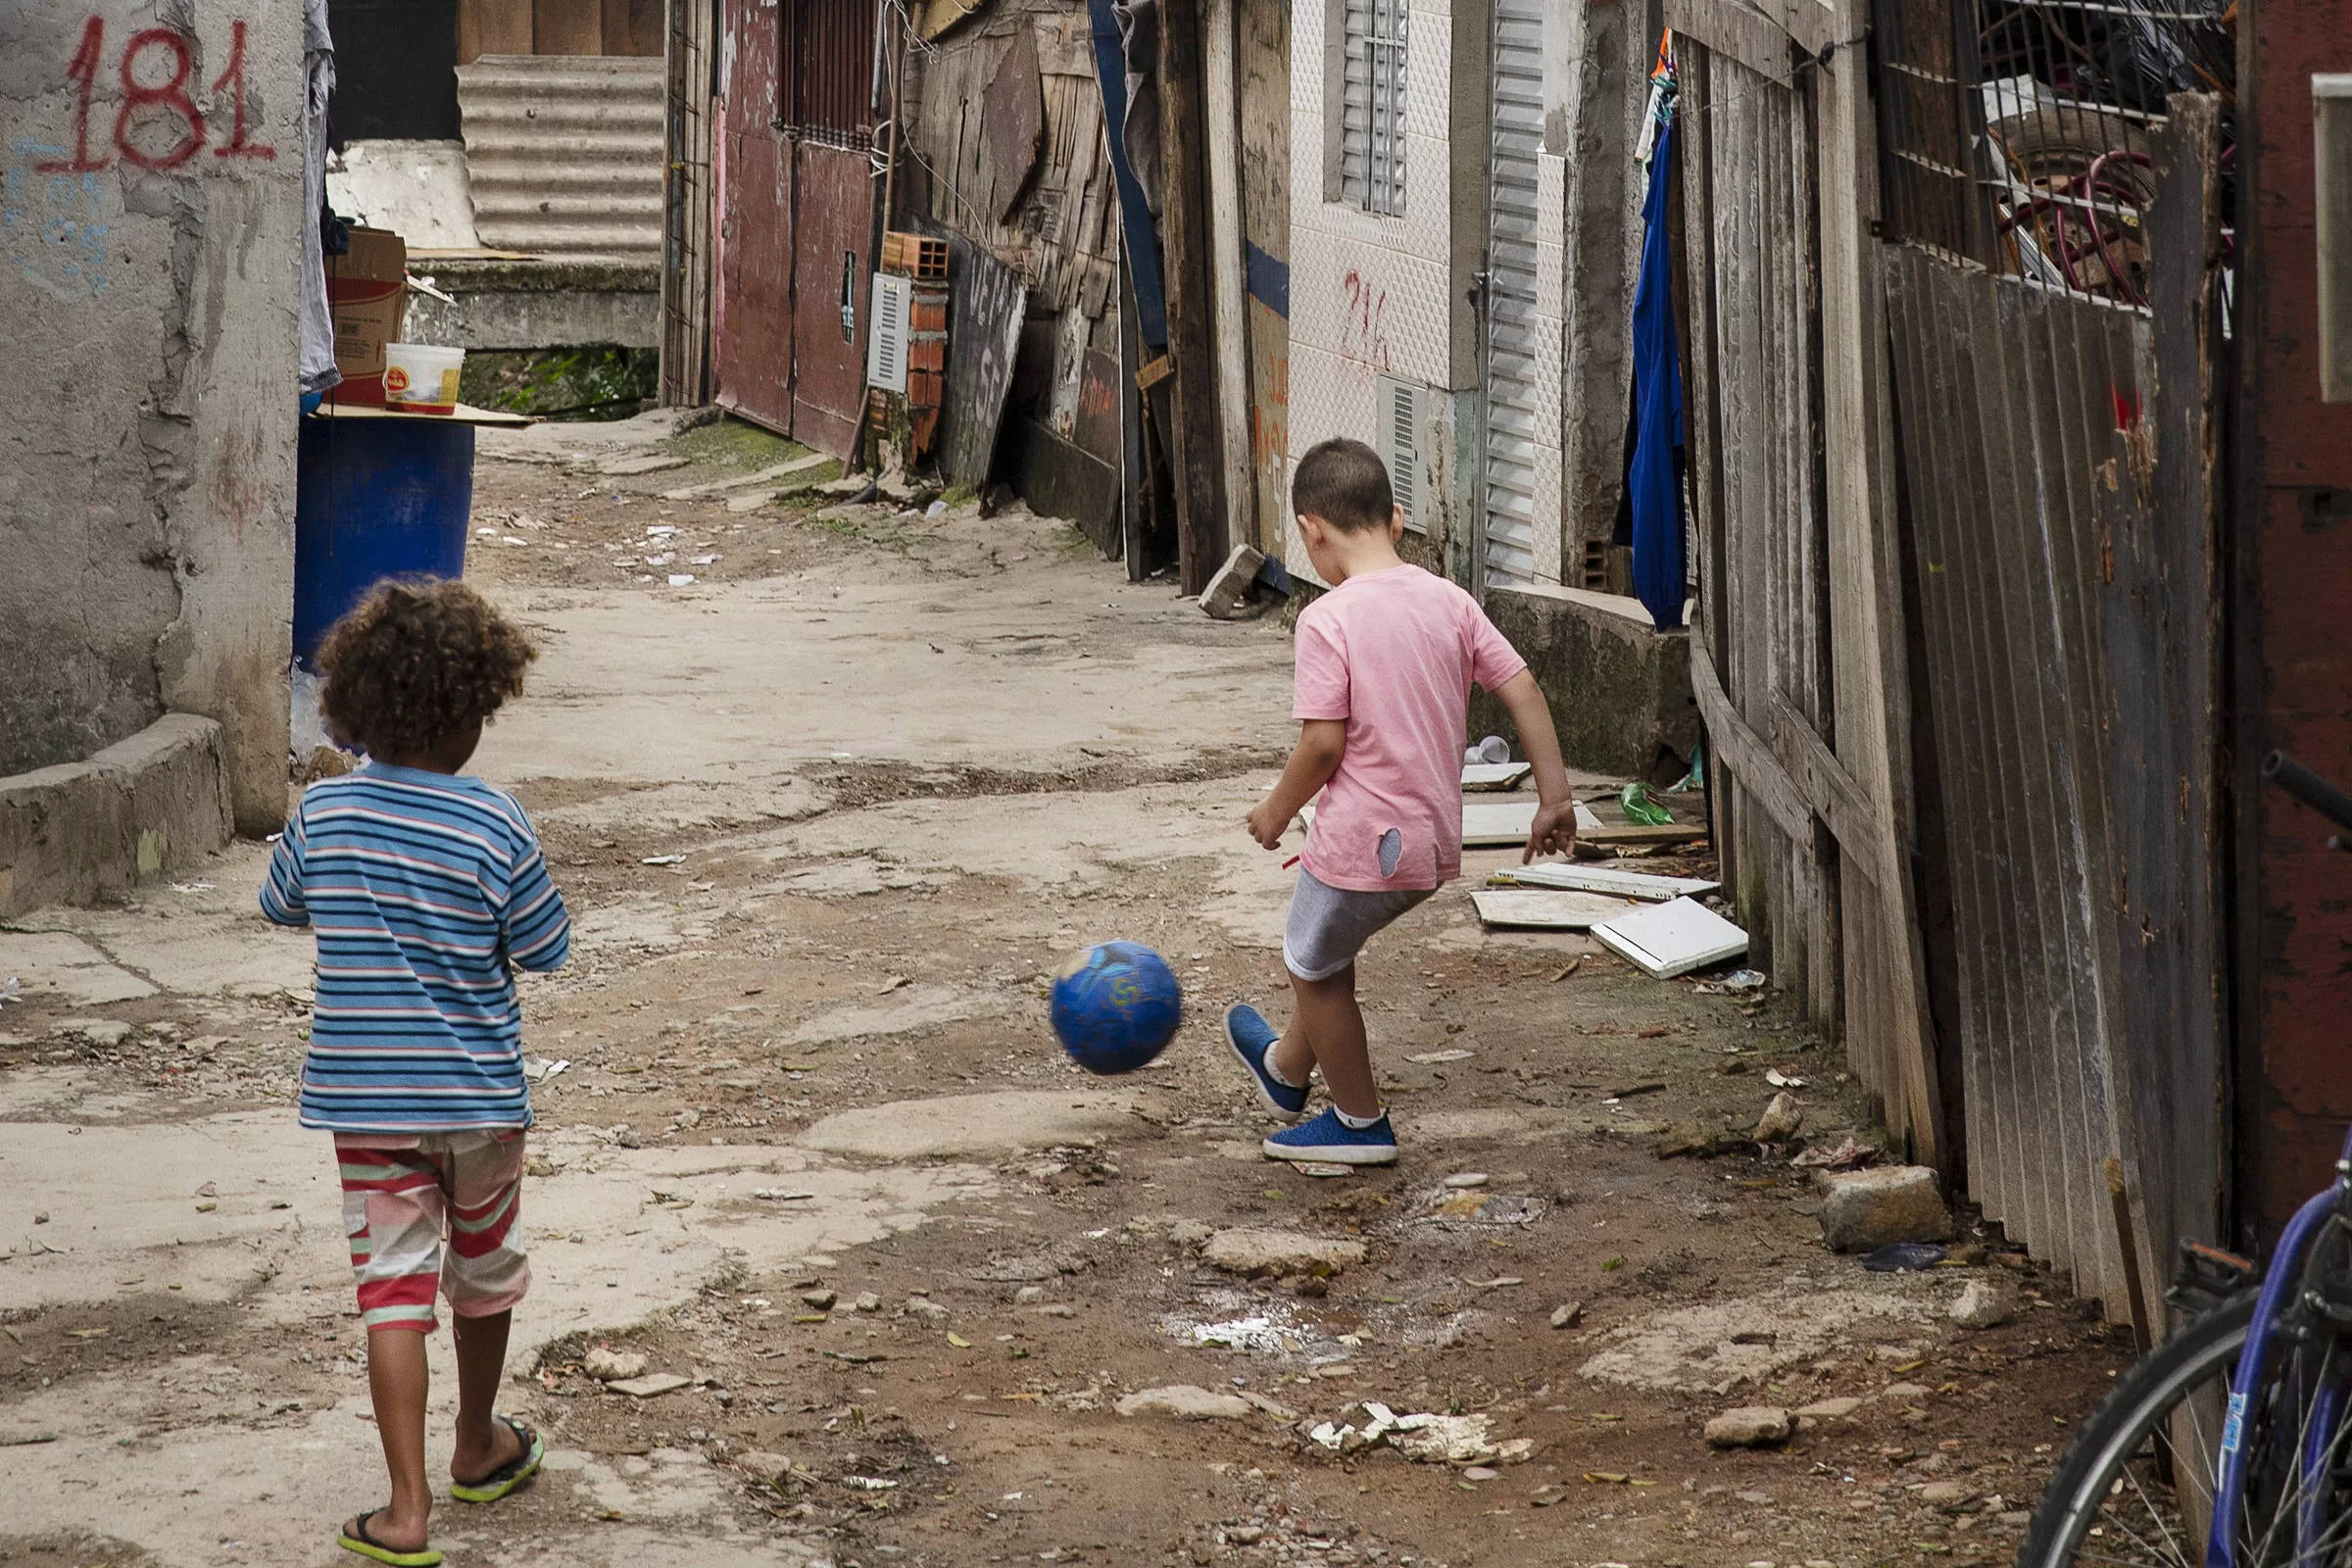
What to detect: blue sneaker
<box><xmin>1262</xmin><ymin>1107</ymin><xmax>1398</xmax><ymax>1165</ymax></box>
<box><xmin>1224</xmin><ymin>1004</ymin><xmax>1308</xmax><ymax>1122</ymax></box>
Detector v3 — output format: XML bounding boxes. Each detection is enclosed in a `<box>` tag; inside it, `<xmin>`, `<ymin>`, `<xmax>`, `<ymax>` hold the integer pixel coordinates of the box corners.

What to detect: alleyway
<box><xmin>3</xmin><ymin>416</ymin><xmax>2125</xmax><ymax>1568</ymax></box>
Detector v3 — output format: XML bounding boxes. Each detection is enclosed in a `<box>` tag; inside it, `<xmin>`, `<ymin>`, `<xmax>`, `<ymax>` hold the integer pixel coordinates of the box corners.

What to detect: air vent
<box><xmin>866</xmin><ymin>272</ymin><xmax>910</xmax><ymax>394</ymax></box>
<box><xmin>1376</xmin><ymin>373</ymin><xmax>1429</xmax><ymax>531</ymax></box>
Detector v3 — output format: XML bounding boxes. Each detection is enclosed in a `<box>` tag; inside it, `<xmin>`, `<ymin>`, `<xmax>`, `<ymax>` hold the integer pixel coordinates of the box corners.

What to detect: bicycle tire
<box><xmin>2020</xmin><ymin>1291</ymin><xmax>2255</xmax><ymax>1568</ymax></box>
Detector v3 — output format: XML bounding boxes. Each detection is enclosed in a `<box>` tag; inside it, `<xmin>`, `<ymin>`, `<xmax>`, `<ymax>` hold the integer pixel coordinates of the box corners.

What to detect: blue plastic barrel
<box><xmin>293</xmin><ymin>416</ymin><xmax>475</xmax><ymax>668</ymax></box>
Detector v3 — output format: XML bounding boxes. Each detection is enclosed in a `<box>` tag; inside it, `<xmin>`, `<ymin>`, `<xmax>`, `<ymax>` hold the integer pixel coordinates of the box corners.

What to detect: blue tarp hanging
<box><xmin>1089</xmin><ymin>0</ymin><xmax>1168</xmax><ymax>349</ymax></box>
<box><xmin>1628</xmin><ymin>115</ymin><xmax>1687</xmax><ymax>632</ymax></box>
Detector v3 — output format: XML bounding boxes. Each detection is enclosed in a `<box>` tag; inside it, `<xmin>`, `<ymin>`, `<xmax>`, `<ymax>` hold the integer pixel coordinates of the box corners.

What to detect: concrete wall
<box><xmin>1287</xmin><ymin>0</ymin><xmax>1487</xmax><ymax>585</ymax></box>
<box><xmin>1469</xmin><ymin>582</ymin><xmax>1698</xmax><ymax>779</ymax></box>
<box><xmin>2</xmin><ymin>1</ymin><xmax>305</xmax><ymax>837</ymax></box>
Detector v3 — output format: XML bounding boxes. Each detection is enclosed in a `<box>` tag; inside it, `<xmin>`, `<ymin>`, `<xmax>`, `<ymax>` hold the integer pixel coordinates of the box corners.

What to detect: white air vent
<box><xmin>1376</xmin><ymin>373</ymin><xmax>1430</xmax><ymax>531</ymax></box>
<box><xmin>866</xmin><ymin>273</ymin><xmax>910</xmax><ymax>394</ymax></box>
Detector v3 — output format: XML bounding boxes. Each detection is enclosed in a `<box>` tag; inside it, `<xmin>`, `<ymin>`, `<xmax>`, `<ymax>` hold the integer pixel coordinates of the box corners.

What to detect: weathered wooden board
<box><xmin>909</xmin><ymin>217</ymin><xmax>1029</xmax><ymax>488</ymax></box>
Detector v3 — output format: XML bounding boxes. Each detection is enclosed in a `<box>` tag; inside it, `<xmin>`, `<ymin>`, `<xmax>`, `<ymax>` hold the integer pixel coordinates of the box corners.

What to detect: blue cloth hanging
<box><xmin>1628</xmin><ymin>115</ymin><xmax>1687</xmax><ymax>632</ymax></box>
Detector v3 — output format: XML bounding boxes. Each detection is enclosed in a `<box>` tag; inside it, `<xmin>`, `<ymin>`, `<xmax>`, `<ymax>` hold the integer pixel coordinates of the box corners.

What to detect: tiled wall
<box><xmin>1287</xmin><ymin>0</ymin><xmax>1486</xmax><ymax>581</ymax></box>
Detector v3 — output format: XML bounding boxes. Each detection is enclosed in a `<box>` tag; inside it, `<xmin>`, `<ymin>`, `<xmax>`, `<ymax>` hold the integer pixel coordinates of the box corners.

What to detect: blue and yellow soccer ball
<box><xmin>1050</xmin><ymin>941</ymin><xmax>1183</xmax><ymax>1075</ymax></box>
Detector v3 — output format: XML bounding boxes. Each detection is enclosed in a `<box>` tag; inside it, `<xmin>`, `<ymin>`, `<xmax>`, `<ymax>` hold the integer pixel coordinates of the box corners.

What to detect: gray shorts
<box><xmin>1283</xmin><ymin>867</ymin><xmax>1436</xmax><ymax>982</ymax></box>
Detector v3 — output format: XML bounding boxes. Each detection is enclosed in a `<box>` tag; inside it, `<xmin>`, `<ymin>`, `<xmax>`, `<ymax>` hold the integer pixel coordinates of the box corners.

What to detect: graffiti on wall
<box><xmin>4</xmin><ymin>17</ymin><xmax>277</xmax><ymax>301</ymax></box>
<box><xmin>1339</xmin><ymin>270</ymin><xmax>1393</xmax><ymax>372</ymax></box>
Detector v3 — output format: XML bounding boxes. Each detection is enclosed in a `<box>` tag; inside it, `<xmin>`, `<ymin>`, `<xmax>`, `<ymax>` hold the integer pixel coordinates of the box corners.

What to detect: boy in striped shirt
<box><xmin>263</xmin><ymin>578</ymin><xmax>570</xmax><ymax>1567</ymax></box>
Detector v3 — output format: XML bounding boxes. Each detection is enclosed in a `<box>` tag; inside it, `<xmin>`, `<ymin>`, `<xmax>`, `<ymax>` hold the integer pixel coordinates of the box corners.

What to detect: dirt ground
<box><xmin>0</xmin><ymin>413</ymin><xmax>2132</xmax><ymax>1567</ymax></box>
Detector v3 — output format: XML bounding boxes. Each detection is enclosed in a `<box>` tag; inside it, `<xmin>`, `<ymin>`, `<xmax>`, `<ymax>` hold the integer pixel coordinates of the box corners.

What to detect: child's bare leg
<box><xmin>451</xmin><ymin>1308</ymin><xmax>524</xmax><ymax>1481</ymax></box>
<box><xmin>1279</xmin><ymin>965</ymin><xmax>1382</xmax><ymax>1119</ymax></box>
<box><xmin>358</xmin><ymin>1328</ymin><xmax>433</xmax><ymax>1549</ymax></box>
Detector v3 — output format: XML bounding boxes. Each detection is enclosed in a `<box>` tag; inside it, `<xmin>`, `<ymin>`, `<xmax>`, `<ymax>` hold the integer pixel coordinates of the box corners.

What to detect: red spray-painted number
<box><xmin>115</xmin><ymin>28</ymin><xmax>206</xmax><ymax>170</ymax></box>
<box><xmin>211</xmin><ymin>22</ymin><xmax>274</xmax><ymax>160</ymax></box>
<box><xmin>35</xmin><ymin>17</ymin><xmax>109</xmax><ymax>172</ymax></box>
<box><xmin>35</xmin><ymin>18</ymin><xmax>275</xmax><ymax>173</ymax></box>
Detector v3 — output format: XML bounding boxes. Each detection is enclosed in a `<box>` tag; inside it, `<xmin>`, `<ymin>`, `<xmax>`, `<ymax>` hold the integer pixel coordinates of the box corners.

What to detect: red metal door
<box><xmin>713</xmin><ymin>0</ymin><xmax>794</xmax><ymax>433</ymax></box>
<box><xmin>711</xmin><ymin>0</ymin><xmax>878</xmax><ymax>453</ymax></box>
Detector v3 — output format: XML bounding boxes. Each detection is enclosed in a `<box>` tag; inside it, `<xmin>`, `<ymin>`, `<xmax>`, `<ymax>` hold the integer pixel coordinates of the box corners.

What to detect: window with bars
<box><xmin>1335</xmin><ymin>0</ymin><xmax>1407</xmax><ymax>216</ymax></box>
<box><xmin>776</xmin><ymin>0</ymin><xmax>881</xmax><ymax>150</ymax></box>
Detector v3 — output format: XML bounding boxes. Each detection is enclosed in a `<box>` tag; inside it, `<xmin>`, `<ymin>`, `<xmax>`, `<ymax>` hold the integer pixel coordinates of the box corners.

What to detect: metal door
<box><xmin>1482</xmin><ymin>0</ymin><xmax>1544</xmax><ymax>586</ymax></box>
<box><xmin>711</xmin><ymin>0</ymin><xmax>878</xmax><ymax>452</ymax></box>
<box><xmin>713</xmin><ymin>0</ymin><xmax>794</xmax><ymax>433</ymax></box>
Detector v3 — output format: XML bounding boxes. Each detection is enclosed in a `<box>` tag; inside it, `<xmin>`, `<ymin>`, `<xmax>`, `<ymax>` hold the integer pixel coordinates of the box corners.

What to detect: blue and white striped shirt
<box><xmin>261</xmin><ymin>763</ymin><xmax>571</xmax><ymax>1132</ymax></box>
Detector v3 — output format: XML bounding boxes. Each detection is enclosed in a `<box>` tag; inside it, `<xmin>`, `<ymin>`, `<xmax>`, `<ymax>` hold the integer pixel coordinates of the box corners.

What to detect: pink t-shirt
<box><xmin>1294</xmin><ymin>564</ymin><xmax>1528</xmax><ymax>892</ymax></box>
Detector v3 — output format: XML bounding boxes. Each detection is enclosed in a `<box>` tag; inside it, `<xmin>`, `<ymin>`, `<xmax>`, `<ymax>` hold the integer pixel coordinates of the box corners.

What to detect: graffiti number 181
<box><xmin>38</xmin><ymin>16</ymin><xmax>276</xmax><ymax>173</ymax></box>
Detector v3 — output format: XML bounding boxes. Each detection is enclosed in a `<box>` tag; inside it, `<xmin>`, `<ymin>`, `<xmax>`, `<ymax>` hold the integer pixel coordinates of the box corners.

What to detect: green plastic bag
<box><xmin>1621</xmin><ymin>781</ymin><xmax>1674</xmax><ymax>826</ymax></box>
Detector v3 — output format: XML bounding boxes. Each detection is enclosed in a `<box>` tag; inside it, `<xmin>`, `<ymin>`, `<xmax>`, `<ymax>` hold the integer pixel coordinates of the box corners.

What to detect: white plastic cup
<box><xmin>1465</xmin><ymin>735</ymin><xmax>1511</xmax><ymax>766</ymax></box>
<box><xmin>383</xmin><ymin>342</ymin><xmax>465</xmax><ymax>415</ymax></box>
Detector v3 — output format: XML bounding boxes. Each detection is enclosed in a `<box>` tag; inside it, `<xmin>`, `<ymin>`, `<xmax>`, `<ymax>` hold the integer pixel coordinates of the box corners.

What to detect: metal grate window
<box><xmin>777</xmin><ymin>0</ymin><xmax>881</xmax><ymax>151</ymax></box>
<box><xmin>1874</xmin><ymin>0</ymin><xmax>2233</xmax><ymax>309</ymax></box>
<box><xmin>1340</xmin><ymin>0</ymin><xmax>1408</xmax><ymax>216</ymax></box>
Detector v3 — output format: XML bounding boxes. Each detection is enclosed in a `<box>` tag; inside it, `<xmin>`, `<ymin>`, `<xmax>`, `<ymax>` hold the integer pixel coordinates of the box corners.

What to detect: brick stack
<box><xmin>880</xmin><ymin>232</ymin><xmax>949</xmax><ymax>464</ymax></box>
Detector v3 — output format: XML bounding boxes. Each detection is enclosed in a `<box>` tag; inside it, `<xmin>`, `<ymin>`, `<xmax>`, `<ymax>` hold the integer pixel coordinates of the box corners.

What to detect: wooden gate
<box><xmin>712</xmin><ymin>0</ymin><xmax>879</xmax><ymax>452</ymax></box>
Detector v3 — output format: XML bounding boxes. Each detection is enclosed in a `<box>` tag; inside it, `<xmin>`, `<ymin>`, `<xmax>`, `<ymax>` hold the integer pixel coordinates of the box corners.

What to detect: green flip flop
<box><xmin>338</xmin><ymin>1508</ymin><xmax>443</xmax><ymax>1567</ymax></box>
<box><xmin>450</xmin><ymin>1414</ymin><xmax>546</xmax><ymax>1504</ymax></box>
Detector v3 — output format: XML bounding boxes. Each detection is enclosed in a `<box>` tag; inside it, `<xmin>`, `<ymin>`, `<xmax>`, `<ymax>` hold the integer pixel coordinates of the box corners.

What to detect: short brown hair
<box><xmin>1292</xmin><ymin>438</ymin><xmax>1396</xmax><ymax>532</ymax></box>
<box><xmin>317</xmin><ymin>578</ymin><xmax>536</xmax><ymax>758</ymax></box>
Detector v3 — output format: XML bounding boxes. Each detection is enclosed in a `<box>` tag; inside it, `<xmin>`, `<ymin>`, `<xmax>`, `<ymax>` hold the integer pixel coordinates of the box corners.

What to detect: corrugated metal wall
<box><xmin>457</xmin><ymin>54</ymin><xmax>664</xmax><ymax>260</ymax></box>
<box><xmin>1881</xmin><ymin>248</ymin><xmax>2148</xmax><ymax>1303</ymax></box>
<box><xmin>1481</xmin><ymin>0</ymin><xmax>1544</xmax><ymax>588</ymax></box>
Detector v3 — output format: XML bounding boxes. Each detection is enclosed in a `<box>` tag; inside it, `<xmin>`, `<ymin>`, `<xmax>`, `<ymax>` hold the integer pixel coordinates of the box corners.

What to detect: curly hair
<box><xmin>316</xmin><ymin>577</ymin><xmax>536</xmax><ymax>759</ymax></box>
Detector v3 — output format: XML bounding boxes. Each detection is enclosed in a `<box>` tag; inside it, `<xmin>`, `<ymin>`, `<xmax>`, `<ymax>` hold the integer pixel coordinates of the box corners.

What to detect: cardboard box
<box><xmin>326</xmin><ymin>227</ymin><xmax>407</xmax><ymax>406</ymax></box>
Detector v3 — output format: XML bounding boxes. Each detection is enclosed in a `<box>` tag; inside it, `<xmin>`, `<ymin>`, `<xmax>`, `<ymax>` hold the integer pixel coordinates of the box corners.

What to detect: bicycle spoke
<box><xmin>2115</xmin><ymin>1460</ymin><xmax>2188</xmax><ymax>1564</ymax></box>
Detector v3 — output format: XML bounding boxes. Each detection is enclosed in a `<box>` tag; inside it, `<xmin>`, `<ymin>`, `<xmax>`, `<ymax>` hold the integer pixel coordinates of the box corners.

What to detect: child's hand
<box><xmin>1246</xmin><ymin>797</ymin><xmax>1291</xmax><ymax>851</ymax></box>
<box><xmin>1524</xmin><ymin>799</ymin><xmax>1577</xmax><ymax>861</ymax></box>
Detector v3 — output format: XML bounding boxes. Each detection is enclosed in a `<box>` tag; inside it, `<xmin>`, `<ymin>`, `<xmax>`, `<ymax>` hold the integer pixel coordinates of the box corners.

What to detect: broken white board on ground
<box><xmin>1489</xmin><ymin>863</ymin><xmax>1719</xmax><ymax>902</ymax></box>
<box><xmin>1469</xmin><ymin>889</ymin><xmax>1636</xmax><ymax>931</ymax></box>
<box><xmin>1592</xmin><ymin>897</ymin><xmax>1749</xmax><ymax>979</ymax></box>
<box><xmin>1298</xmin><ymin>799</ymin><xmax>1595</xmax><ymax>848</ymax></box>
<box><xmin>1461</xmin><ymin>802</ymin><xmax>1537</xmax><ymax>846</ymax></box>
<box><xmin>1460</xmin><ymin>761</ymin><xmax>1533</xmax><ymax>792</ymax></box>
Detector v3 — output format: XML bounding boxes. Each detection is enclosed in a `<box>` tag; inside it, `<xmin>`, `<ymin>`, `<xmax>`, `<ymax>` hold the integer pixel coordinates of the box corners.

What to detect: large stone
<box><xmin>1703</xmin><ymin>1406</ymin><xmax>1792</xmax><ymax>1448</ymax></box>
<box><xmin>583</xmin><ymin>1346</ymin><xmax>648</xmax><ymax>1382</ymax></box>
<box><xmin>1200</xmin><ymin>1228</ymin><xmax>1368</xmax><ymax>1279</ymax></box>
<box><xmin>1113</xmin><ymin>1385</ymin><xmax>1252</xmax><ymax>1421</ymax></box>
<box><xmin>1950</xmin><ymin>1277</ymin><xmax>2019</xmax><ymax>1329</ymax></box>
<box><xmin>1199</xmin><ymin>544</ymin><xmax>1268</xmax><ymax>620</ymax></box>
<box><xmin>1817</xmin><ymin>1165</ymin><xmax>1953</xmax><ymax>1252</ymax></box>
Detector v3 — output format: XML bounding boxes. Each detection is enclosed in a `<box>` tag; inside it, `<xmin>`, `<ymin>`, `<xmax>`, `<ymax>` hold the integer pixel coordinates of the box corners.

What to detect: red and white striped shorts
<box><xmin>335</xmin><ymin>1130</ymin><xmax>531</xmax><ymax>1334</ymax></box>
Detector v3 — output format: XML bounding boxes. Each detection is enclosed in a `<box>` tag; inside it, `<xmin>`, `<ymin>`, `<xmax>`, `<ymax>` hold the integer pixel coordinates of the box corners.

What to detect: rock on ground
<box><xmin>1201</xmin><ymin>1228</ymin><xmax>1368</xmax><ymax>1278</ymax></box>
<box><xmin>584</xmin><ymin>1347</ymin><xmax>648</xmax><ymax>1381</ymax></box>
<box><xmin>1817</xmin><ymin>1164</ymin><xmax>1953</xmax><ymax>1251</ymax></box>
<box><xmin>1703</xmin><ymin>1406</ymin><xmax>1792</xmax><ymax>1448</ymax></box>
<box><xmin>1113</xmin><ymin>1385</ymin><xmax>1253</xmax><ymax>1420</ymax></box>
<box><xmin>1753</xmin><ymin>1092</ymin><xmax>1804</xmax><ymax>1143</ymax></box>
<box><xmin>1950</xmin><ymin>1276</ymin><xmax>2019</xmax><ymax>1329</ymax></box>
<box><xmin>737</xmin><ymin>1449</ymin><xmax>794</xmax><ymax>1483</ymax></box>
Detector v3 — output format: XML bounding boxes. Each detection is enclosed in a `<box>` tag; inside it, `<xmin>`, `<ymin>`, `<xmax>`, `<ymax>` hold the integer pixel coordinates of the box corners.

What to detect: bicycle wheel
<box><xmin>2021</xmin><ymin>1293</ymin><xmax>2253</xmax><ymax>1567</ymax></box>
<box><xmin>2022</xmin><ymin>1282</ymin><xmax>2352</xmax><ymax>1568</ymax></box>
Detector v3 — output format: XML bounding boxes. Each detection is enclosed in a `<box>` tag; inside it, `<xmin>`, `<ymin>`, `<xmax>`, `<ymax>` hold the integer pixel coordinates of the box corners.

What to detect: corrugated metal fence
<box><xmin>1881</xmin><ymin>247</ymin><xmax>2147</xmax><ymax>1302</ymax></box>
<box><xmin>457</xmin><ymin>54</ymin><xmax>665</xmax><ymax>260</ymax></box>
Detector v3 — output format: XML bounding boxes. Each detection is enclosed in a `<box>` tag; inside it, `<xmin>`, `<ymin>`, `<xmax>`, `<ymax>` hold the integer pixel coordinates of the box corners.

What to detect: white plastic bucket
<box><xmin>382</xmin><ymin>342</ymin><xmax>465</xmax><ymax>415</ymax></box>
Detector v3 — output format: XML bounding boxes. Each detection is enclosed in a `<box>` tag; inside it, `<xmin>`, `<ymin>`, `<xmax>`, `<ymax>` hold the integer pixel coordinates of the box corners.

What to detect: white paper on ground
<box><xmin>1469</xmin><ymin>889</ymin><xmax>1639</xmax><ymax>930</ymax></box>
<box><xmin>1490</xmin><ymin>863</ymin><xmax>1720</xmax><ymax>902</ymax></box>
<box><xmin>1460</xmin><ymin>761</ymin><xmax>1534</xmax><ymax>791</ymax></box>
<box><xmin>1591</xmin><ymin>896</ymin><xmax>1749</xmax><ymax>978</ymax></box>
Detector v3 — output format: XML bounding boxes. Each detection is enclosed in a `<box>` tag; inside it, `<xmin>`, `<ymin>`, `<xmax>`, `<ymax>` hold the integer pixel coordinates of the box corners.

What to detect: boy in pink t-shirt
<box><xmin>1228</xmin><ymin>438</ymin><xmax>1576</xmax><ymax>1163</ymax></box>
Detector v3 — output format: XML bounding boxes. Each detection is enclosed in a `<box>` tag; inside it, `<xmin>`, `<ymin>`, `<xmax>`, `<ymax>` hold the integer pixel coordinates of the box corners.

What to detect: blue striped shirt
<box><xmin>261</xmin><ymin>762</ymin><xmax>571</xmax><ymax>1132</ymax></box>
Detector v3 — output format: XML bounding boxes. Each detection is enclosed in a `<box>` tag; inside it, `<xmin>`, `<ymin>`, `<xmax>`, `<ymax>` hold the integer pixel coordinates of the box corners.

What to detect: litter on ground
<box><xmin>1592</xmin><ymin>898</ymin><xmax>1750</xmax><ymax>979</ymax></box>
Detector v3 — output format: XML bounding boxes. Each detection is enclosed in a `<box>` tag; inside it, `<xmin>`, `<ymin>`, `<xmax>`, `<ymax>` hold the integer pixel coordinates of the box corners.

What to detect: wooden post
<box><xmin>1201</xmin><ymin>0</ymin><xmax>1256</xmax><ymax>558</ymax></box>
<box><xmin>1158</xmin><ymin>0</ymin><xmax>1230</xmax><ymax>593</ymax></box>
